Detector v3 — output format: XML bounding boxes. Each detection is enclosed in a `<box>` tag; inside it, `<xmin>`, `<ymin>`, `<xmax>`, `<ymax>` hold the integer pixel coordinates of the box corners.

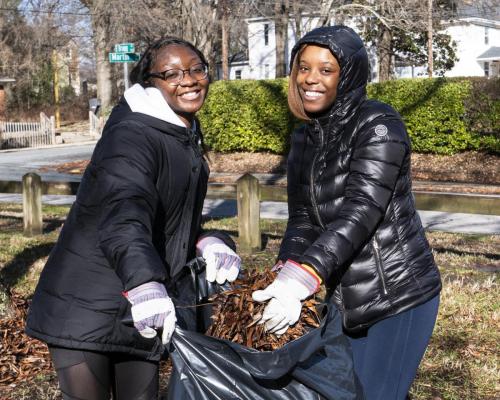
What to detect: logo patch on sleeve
<box><xmin>374</xmin><ymin>124</ymin><xmax>388</xmax><ymax>137</ymax></box>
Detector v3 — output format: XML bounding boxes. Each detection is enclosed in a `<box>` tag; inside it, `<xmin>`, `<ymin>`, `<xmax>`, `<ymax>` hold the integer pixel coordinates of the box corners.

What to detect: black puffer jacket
<box><xmin>26</xmin><ymin>98</ymin><xmax>233</xmax><ymax>360</ymax></box>
<box><xmin>278</xmin><ymin>26</ymin><xmax>441</xmax><ymax>332</ymax></box>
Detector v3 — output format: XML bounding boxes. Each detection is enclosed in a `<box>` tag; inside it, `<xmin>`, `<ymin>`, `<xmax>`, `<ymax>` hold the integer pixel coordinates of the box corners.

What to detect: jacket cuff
<box><xmin>299</xmin><ymin>255</ymin><xmax>328</xmax><ymax>284</ymax></box>
<box><xmin>197</xmin><ymin>230</ymin><xmax>236</xmax><ymax>252</ymax></box>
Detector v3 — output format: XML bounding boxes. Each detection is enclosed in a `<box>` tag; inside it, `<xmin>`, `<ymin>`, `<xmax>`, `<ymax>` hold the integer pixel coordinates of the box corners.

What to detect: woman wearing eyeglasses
<box><xmin>26</xmin><ymin>37</ymin><xmax>241</xmax><ymax>400</ymax></box>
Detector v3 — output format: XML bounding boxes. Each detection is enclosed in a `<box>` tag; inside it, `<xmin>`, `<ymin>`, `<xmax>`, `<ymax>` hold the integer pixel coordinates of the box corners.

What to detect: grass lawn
<box><xmin>0</xmin><ymin>204</ymin><xmax>498</xmax><ymax>399</ymax></box>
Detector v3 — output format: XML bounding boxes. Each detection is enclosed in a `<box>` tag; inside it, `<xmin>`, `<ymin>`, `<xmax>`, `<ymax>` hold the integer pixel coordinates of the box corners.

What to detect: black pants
<box><xmin>49</xmin><ymin>346</ymin><xmax>159</xmax><ymax>400</ymax></box>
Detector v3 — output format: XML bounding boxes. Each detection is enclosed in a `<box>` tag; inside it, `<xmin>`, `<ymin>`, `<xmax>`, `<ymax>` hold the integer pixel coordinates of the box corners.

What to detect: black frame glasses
<box><xmin>147</xmin><ymin>64</ymin><xmax>208</xmax><ymax>85</ymax></box>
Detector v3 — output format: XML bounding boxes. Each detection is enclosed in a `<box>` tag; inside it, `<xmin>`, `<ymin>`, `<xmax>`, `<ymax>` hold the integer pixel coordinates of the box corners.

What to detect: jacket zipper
<box><xmin>372</xmin><ymin>236</ymin><xmax>388</xmax><ymax>296</ymax></box>
<box><xmin>309</xmin><ymin>122</ymin><xmax>325</xmax><ymax>230</ymax></box>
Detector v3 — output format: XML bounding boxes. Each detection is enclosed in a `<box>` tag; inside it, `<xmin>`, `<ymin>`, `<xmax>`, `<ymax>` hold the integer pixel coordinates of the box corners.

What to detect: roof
<box><xmin>477</xmin><ymin>47</ymin><xmax>500</xmax><ymax>61</ymax></box>
<box><xmin>446</xmin><ymin>17</ymin><xmax>500</xmax><ymax>29</ymax></box>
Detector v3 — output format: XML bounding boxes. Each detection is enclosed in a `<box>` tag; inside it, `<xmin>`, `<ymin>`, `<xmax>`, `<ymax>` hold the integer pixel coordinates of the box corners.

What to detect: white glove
<box><xmin>196</xmin><ymin>236</ymin><xmax>241</xmax><ymax>284</ymax></box>
<box><xmin>124</xmin><ymin>281</ymin><xmax>177</xmax><ymax>345</ymax></box>
<box><xmin>252</xmin><ymin>260</ymin><xmax>321</xmax><ymax>335</ymax></box>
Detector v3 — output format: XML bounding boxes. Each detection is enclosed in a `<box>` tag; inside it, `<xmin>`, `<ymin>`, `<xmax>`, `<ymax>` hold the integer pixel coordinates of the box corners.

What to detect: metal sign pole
<box><xmin>124</xmin><ymin>62</ymin><xmax>129</xmax><ymax>90</ymax></box>
<box><xmin>110</xmin><ymin>43</ymin><xmax>138</xmax><ymax>92</ymax></box>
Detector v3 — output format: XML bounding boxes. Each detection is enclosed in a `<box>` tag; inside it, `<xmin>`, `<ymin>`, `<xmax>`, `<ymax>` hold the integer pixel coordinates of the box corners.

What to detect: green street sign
<box><xmin>109</xmin><ymin>52</ymin><xmax>140</xmax><ymax>63</ymax></box>
<box><xmin>115</xmin><ymin>43</ymin><xmax>135</xmax><ymax>53</ymax></box>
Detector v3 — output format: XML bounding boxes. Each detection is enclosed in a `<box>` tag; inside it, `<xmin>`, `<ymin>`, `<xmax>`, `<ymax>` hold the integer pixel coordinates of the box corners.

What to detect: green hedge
<box><xmin>198</xmin><ymin>78</ymin><xmax>293</xmax><ymax>153</ymax></box>
<box><xmin>367</xmin><ymin>77</ymin><xmax>499</xmax><ymax>154</ymax></box>
<box><xmin>198</xmin><ymin>77</ymin><xmax>499</xmax><ymax>155</ymax></box>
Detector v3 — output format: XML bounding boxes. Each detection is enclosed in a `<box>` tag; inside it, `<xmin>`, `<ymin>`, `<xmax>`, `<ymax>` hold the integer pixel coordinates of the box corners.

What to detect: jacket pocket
<box><xmin>372</xmin><ymin>236</ymin><xmax>389</xmax><ymax>296</ymax></box>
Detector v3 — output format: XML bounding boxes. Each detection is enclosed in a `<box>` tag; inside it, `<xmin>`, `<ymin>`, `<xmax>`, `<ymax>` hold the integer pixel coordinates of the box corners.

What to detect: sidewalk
<box><xmin>1</xmin><ymin>194</ymin><xmax>499</xmax><ymax>235</ymax></box>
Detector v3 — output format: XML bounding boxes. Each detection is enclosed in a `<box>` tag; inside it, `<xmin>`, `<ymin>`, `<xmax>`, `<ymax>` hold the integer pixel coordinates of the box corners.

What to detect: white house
<box><xmin>443</xmin><ymin>17</ymin><xmax>500</xmax><ymax>77</ymax></box>
<box><xmin>58</xmin><ymin>39</ymin><xmax>81</xmax><ymax>95</ymax></box>
<box><xmin>226</xmin><ymin>15</ymin><xmax>500</xmax><ymax>81</ymax></box>
<box><xmin>222</xmin><ymin>16</ymin><xmax>327</xmax><ymax>81</ymax></box>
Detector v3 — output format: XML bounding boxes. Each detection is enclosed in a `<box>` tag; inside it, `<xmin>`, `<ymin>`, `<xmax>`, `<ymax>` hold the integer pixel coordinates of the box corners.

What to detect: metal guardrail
<box><xmin>1</xmin><ymin>173</ymin><xmax>499</xmax><ymax>250</ymax></box>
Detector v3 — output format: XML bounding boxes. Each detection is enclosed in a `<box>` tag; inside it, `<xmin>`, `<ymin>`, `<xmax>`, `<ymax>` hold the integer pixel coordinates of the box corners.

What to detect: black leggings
<box><xmin>49</xmin><ymin>346</ymin><xmax>159</xmax><ymax>400</ymax></box>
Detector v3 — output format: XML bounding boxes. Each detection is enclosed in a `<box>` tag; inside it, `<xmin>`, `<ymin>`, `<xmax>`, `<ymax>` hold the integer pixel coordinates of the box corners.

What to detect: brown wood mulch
<box><xmin>206</xmin><ymin>269</ymin><xmax>321</xmax><ymax>351</ymax></box>
<box><xmin>0</xmin><ymin>291</ymin><xmax>52</xmax><ymax>391</ymax></box>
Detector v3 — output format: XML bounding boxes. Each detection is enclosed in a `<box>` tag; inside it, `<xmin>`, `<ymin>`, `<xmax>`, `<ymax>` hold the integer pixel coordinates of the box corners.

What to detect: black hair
<box><xmin>129</xmin><ymin>37</ymin><xmax>209</xmax><ymax>87</ymax></box>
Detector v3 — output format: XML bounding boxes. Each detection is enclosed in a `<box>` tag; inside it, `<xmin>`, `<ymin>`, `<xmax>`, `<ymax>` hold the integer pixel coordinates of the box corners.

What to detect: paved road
<box><xmin>0</xmin><ymin>142</ymin><xmax>95</xmax><ymax>181</ymax></box>
<box><xmin>0</xmin><ymin>143</ymin><xmax>499</xmax><ymax>234</ymax></box>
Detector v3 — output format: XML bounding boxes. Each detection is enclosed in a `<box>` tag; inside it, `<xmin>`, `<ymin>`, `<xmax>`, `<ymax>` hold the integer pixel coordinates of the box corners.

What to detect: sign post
<box><xmin>109</xmin><ymin>43</ymin><xmax>139</xmax><ymax>90</ymax></box>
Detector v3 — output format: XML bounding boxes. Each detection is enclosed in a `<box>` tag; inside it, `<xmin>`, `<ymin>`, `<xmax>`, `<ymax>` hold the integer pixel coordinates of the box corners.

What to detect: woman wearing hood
<box><xmin>253</xmin><ymin>26</ymin><xmax>441</xmax><ymax>399</ymax></box>
<box><xmin>26</xmin><ymin>37</ymin><xmax>241</xmax><ymax>399</ymax></box>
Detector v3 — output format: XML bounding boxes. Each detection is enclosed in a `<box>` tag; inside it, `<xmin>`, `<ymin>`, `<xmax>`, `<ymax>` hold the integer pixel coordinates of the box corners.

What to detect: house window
<box><xmin>235</xmin><ymin>70</ymin><xmax>242</xmax><ymax>80</ymax></box>
<box><xmin>484</xmin><ymin>62</ymin><xmax>489</xmax><ymax>77</ymax></box>
<box><xmin>485</xmin><ymin>27</ymin><xmax>489</xmax><ymax>45</ymax></box>
<box><xmin>264</xmin><ymin>64</ymin><xmax>270</xmax><ymax>78</ymax></box>
<box><xmin>264</xmin><ymin>24</ymin><xmax>269</xmax><ymax>46</ymax></box>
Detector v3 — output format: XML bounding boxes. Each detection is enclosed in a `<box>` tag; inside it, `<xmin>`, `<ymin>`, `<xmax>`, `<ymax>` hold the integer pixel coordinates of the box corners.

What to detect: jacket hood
<box><xmin>290</xmin><ymin>25</ymin><xmax>369</xmax><ymax>98</ymax></box>
<box><xmin>124</xmin><ymin>83</ymin><xmax>186</xmax><ymax>128</ymax></box>
<box><xmin>104</xmin><ymin>85</ymin><xmax>200</xmax><ymax>144</ymax></box>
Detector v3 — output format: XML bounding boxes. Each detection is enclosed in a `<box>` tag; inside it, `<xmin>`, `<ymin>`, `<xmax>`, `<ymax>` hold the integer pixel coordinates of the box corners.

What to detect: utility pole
<box><xmin>221</xmin><ymin>0</ymin><xmax>229</xmax><ymax>80</ymax></box>
<box><xmin>52</xmin><ymin>49</ymin><xmax>61</xmax><ymax>129</ymax></box>
<box><xmin>427</xmin><ymin>0</ymin><xmax>434</xmax><ymax>78</ymax></box>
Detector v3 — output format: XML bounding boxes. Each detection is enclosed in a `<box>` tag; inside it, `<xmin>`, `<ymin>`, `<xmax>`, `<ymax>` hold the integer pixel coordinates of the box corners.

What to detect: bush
<box><xmin>199</xmin><ymin>77</ymin><xmax>499</xmax><ymax>155</ymax></box>
<box><xmin>198</xmin><ymin>79</ymin><xmax>295</xmax><ymax>153</ymax></box>
<box><xmin>463</xmin><ymin>77</ymin><xmax>500</xmax><ymax>152</ymax></box>
<box><xmin>368</xmin><ymin>78</ymin><xmax>499</xmax><ymax>154</ymax></box>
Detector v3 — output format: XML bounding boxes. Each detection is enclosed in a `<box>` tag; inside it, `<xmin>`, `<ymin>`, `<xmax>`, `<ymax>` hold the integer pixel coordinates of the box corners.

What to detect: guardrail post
<box><xmin>22</xmin><ymin>172</ymin><xmax>42</xmax><ymax>236</ymax></box>
<box><xmin>237</xmin><ymin>173</ymin><xmax>261</xmax><ymax>253</ymax></box>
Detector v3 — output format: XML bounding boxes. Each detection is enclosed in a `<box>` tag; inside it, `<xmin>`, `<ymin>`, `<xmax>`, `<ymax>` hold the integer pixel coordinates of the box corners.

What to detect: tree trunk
<box><xmin>87</xmin><ymin>0</ymin><xmax>113</xmax><ymax>111</ymax></box>
<box><xmin>292</xmin><ymin>4</ymin><xmax>302</xmax><ymax>41</ymax></box>
<box><xmin>427</xmin><ymin>0</ymin><xmax>434</xmax><ymax>78</ymax></box>
<box><xmin>377</xmin><ymin>24</ymin><xmax>393</xmax><ymax>82</ymax></box>
<box><xmin>222</xmin><ymin>11</ymin><xmax>229</xmax><ymax>80</ymax></box>
<box><xmin>274</xmin><ymin>0</ymin><xmax>289</xmax><ymax>78</ymax></box>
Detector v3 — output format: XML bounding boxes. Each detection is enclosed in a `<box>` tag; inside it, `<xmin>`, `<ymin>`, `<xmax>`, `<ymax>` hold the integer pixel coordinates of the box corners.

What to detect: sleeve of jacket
<box><xmin>95</xmin><ymin>121</ymin><xmax>166</xmax><ymax>291</ymax></box>
<box><xmin>300</xmin><ymin>114</ymin><xmax>410</xmax><ymax>283</ymax></box>
<box><xmin>197</xmin><ymin>230</ymin><xmax>236</xmax><ymax>252</ymax></box>
<box><xmin>278</xmin><ymin>130</ymin><xmax>320</xmax><ymax>262</ymax></box>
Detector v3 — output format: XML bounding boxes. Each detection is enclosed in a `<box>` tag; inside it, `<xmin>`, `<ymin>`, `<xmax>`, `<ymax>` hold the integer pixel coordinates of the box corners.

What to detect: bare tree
<box><xmin>274</xmin><ymin>0</ymin><xmax>289</xmax><ymax>77</ymax></box>
<box><xmin>80</xmin><ymin>0</ymin><xmax>114</xmax><ymax>111</ymax></box>
<box><xmin>314</xmin><ymin>0</ymin><xmax>457</xmax><ymax>81</ymax></box>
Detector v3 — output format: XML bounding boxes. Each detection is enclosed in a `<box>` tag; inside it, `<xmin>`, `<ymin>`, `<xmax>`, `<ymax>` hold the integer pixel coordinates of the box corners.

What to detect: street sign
<box><xmin>109</xmin><ymin>52</ymin><xmax>140</xmax><ymax>63</ymax></box>
<box><xmin>115</xmin><ymin>43</ymin><xmax>135</xmax><ymax>53</ymax></box>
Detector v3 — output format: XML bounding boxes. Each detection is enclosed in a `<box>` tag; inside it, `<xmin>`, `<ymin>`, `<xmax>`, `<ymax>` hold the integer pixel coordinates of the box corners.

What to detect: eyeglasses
<box><xmin>147</xmin><ymin>64</ymin><xmax>208</xmax><ymax>85</ymax></box>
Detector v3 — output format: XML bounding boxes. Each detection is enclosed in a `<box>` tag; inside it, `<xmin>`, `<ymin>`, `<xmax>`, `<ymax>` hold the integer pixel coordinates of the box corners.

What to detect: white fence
<box><xmin>0</xmin><ymin>113</ymin><xmax>56</xmax><ymax>149</ymax></box>
<box><xmin>89</xmin><ymin>111</ymin><xmax>106</xmax><ymax>138</ymax></box>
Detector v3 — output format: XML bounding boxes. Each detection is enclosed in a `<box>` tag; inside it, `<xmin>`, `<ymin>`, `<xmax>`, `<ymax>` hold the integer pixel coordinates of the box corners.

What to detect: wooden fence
<box><xmin>1</xmin><ymin>173</ymin><xmax>499</xmax><ymax>251</ymax></box>
<box><xmin>0</xmin><ymin>113</ymin><xmax>55</xmax><ymax>149</ymax></box>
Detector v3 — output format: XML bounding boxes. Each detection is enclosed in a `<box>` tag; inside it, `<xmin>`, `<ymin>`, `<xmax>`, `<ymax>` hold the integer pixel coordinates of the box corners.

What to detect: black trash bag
<box><xmin>168</xmin><ymin>257</ymin><xmax>231</xmax><ymax>333</ymax></box>
<box><xmin>166</xmin><ymin>303</ymin><xmax>364</xmax><ymax>400</ymax></box>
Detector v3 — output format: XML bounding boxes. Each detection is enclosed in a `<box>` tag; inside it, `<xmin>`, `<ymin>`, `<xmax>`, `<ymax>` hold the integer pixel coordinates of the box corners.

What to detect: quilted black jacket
<box><xmin>26</xmin><ymin>99</ymin><xmax>233</xmax><ymax>360</ymax></box>
<box><xmin>278</xmin><ymin>26</ymin><xmax>441</xmax><ymax>332</ymax></box>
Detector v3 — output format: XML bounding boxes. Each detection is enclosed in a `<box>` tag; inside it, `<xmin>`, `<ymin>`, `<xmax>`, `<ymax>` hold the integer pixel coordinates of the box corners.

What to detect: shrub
<box><xmin>369</xmin><ymin>78</ymin><xmax>470</xmax><ymax>154</ymax></box>
<box><xmin>197</xmin><ymin>77</ymin><xmax>499</xmax><ymax>155</ymax></box>
<box><xmin>198</xmin><ymin>79</ymin><xmax>295</xmax><ymax>153</ymax></box>
<box><xmin>463</xmin><ymin>77</ymin><xmax>500</xmax><ymax>153</ymax></box>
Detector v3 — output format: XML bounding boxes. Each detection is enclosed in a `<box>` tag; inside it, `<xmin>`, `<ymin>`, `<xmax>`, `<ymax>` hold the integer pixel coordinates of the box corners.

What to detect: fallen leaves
<box><xmin>206</xmin><ymin>269</ymin><xmax>321</xmax><ymax>351</ymax></box>
<box><xmin>0</xmin><ymin>290</ymin><xmax>52</xmax><ymax>386</ymax></box>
